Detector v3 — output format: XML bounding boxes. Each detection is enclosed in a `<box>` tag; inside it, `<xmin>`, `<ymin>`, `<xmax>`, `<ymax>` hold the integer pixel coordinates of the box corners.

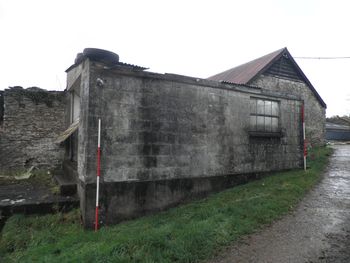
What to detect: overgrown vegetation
<box><xmin>0</xmin><ymin>147</ymin><xmax>332</xmax><ymax>263</ymax></box>
<box><xmin>0</xmin><ymin>169</ymin><xmax>59</xmax><ymax>194</ymax></box>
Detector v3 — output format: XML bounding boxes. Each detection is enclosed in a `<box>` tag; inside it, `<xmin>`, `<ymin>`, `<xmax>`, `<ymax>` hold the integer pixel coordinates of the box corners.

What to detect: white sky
<box><xmin>1</xmin><ymin>0</ymin><xmax>349</xmax><ymax>116</ymax></box>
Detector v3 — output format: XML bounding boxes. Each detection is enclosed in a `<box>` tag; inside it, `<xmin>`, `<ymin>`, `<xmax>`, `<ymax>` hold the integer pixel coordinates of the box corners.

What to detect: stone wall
<box><xmin>251</xmin><ymin>75</ymin><xmax>326</xmax><ymax>145</ymax></box>
<box><xmin>71</xmin><ymin>60</ymin><xmax>303</xmax><ymax>227</ymax></box>
<box><xmin>0</xmin><ymin>87</ymin><xmax>66</xmax><ymax>175</ymax></box>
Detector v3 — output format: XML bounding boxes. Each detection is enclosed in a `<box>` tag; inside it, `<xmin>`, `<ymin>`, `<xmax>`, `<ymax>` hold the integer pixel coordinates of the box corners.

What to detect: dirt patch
<box><xmin>208</xmin><ymin>144</ymin><xmax>350</xmax><ymax>263</ymax></box>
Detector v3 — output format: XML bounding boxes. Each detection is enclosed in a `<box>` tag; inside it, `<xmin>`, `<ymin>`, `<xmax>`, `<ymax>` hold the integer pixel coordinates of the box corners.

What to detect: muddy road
<box><xmin>209</xmin><ymin>144</ymin><xmax>350</xmax><ymax>263</ymax></box>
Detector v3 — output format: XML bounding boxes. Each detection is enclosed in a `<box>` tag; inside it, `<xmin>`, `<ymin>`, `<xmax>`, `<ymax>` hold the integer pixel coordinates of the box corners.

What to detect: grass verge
<box><xmin>0</xmin><ymin>146</ymin><xmax>332</xmax><ymax>263</ymax></box>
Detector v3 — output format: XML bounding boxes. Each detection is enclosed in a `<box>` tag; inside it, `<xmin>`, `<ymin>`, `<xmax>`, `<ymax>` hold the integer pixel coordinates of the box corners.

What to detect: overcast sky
<box><xmin>1</xmin><ymin>0</ymin><xmax>349</xmax><ymax>116</ymax></box>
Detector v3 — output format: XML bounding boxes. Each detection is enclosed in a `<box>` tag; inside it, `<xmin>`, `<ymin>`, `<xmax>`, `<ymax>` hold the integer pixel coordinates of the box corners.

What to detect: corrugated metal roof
<box><xmin>108</xmin><ymin>61</ymin><xmax>148</xmax><ymax>71</ymax></box>
<box><xmin>66</xmin><ymin>60</ymin><xmax>147</xmax><ymax>73</ymax></box>
<box><xmin>208</xmin><ymin>48</ymin><xmax>285</xmax><ymax>84</ymax></box>
<box><xmin>208</xmin><ymin>48</ymin><xmax>327</xmax><ymax>108</ymax></box>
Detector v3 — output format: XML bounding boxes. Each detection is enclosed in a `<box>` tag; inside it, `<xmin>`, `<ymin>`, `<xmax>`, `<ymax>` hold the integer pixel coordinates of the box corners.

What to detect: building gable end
<box><xmin>261</xmin><ymin>54</ymin><xmax>304</xmax><ymax>82</ymax></box>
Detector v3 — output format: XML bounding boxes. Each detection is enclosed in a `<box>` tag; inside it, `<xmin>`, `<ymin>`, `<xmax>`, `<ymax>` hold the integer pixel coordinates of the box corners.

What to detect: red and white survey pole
<box><xmin>301</xmin><ymin>104</ymin><xmax>307</xmax><ymax>171</ymax></box>
<box><xmin>95</xmin><ymin>118</ymin><xmax>101</xmax><ymax>232</ymax></box>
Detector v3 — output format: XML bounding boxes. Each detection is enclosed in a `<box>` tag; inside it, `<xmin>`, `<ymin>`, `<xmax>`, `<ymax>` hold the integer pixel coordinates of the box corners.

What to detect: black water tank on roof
<box><xmin>83</xmin><ymin>48</ymin><xmax>119</xmax><ymax>64</ymax></box>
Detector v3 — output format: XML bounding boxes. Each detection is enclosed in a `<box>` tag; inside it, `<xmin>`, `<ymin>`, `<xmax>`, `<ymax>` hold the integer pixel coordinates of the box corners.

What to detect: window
<box><xmin>250</xmin><ymin>98</ymin><xmax>279</xmax><ymax>133</ymax></box>
<box><xmin>70</xmin><ymin>90</ymin><xmax>80</xmax><ymax>123</ymax></box>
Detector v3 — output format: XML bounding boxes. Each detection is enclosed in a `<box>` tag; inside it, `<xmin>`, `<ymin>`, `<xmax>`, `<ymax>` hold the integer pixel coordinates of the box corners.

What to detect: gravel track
<box><xmin>209</xmin><ymin>144</ymin><xmax>350</xmax><ymax>263</ymax></box>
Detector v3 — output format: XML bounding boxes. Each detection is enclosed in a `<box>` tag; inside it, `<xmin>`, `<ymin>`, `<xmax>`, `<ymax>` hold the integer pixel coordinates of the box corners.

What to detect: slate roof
<box><xmin>208</xmin><ymin>48</ymin><xmax>327</xmax><ymax>108</ymax></box>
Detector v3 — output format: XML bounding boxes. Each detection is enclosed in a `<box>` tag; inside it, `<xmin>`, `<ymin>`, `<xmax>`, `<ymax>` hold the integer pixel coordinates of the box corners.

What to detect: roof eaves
<box><xmin>285</xmin><ymin>49</ymin><xmax>327</xmax><ymax>108</ymax></box>
<box><xmin>247</xmin><ymin>47</ymin><xmax>286</xmax><ymax>84</ymax></box>
<box><xmin>106</xmin><ymin>61</ymin><xmax>148</xmax><ymax>71</ymax></box>
<box><xmin>248</xmin><ymin>47</ymin><xmax>327</xmax><ymax>109</ymax></box>
<box><xmin>220</xmin><ymin>80</ymin><xmax>262</xmax><ymax>90</ymax></box>
<box><xmin>66</xmin><ymin>59</ymin><xmax>148</xmax><ymax>73</ymax></box>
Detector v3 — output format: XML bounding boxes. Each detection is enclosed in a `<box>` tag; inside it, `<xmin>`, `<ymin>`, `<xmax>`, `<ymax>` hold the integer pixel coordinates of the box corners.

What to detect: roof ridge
<box><xmin>207</xmin><ymin>47</ymin><xmax>326</xmax><ymax>108</ymax></box>
<box><xmin>208</xmin><ymin>48</ymin><xmax>286</xmax><ymax>84</ymax></box>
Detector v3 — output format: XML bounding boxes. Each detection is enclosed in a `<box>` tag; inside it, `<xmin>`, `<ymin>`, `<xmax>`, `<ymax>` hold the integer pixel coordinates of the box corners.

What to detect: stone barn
<box><xmin>208</xmin><ymin>48</ymin><xmax>327</xmax><ymax>145</ymax></box>
<box><xmin>60</xmin><ymin>48</ymin><xmax>304</xmax><ymax>228</ymax></box>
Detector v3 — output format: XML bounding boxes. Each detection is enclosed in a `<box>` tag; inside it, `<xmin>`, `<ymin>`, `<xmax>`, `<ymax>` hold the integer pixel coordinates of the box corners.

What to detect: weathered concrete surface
<box><xmin>68</xmin><ymin>58</ymin><xmax>305</xmax><ymax>227</ymax></box>
<box><xmin>208</xmin><ymin>144</ymin><xmax>350</xmax><ymax>263</ymax></box>
<box><xmin>0</xmin><ymin>87</ymin><xmax>66</xmax><ymax>174</ymax></box>
<box><xmin>79</xmin><ymin>173</ymin><xmax>269</xmax><ymax>228</ymax></box>
<box><xmin>79</xmin><ymin>63</ymin><xmax>303</xmax><ymax>185</ymax></box>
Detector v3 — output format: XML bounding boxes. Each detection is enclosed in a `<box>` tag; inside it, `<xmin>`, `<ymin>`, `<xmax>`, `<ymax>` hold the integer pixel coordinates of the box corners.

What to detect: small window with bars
<box><xmin>250</xmin><ymin>98</ymin><xmax>279</xmax><ymax>133</ymax></box>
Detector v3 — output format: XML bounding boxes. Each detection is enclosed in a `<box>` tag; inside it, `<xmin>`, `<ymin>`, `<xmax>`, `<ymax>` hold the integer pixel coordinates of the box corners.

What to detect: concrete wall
<box><xmin>251</xmin><ymin>75</ymin><xmax>326</xmax><ymax>145</ymax></box>
<box><xmin>0</xmin><ymin>87</ymin><xmax>66</xmax><ymax>175</ymax></box>
<box><xmin>71</xmin><ymin>60</ymin><xmax>303</xmax><ymax>227</ymax></box>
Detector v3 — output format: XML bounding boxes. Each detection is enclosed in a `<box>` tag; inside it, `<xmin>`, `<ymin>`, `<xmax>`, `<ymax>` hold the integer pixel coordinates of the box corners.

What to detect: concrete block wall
<box><xmin>82</xmin><ymin>68</ymin><xmax>303</xmax><ymax>184</ymax></box>
<box><xmin>0</xmin><ymin>87</ymin><xmax>66</xmax><ymax>174</ymax></box>
<box><xmin>252</xmin><ymin>75</ymin><xmax>326</xmax><ymax>145</ymax></box>
<box><xmin>74</xmin><ymin>60</ymin><xmax>303</xmax><ymax>227</ymax></box>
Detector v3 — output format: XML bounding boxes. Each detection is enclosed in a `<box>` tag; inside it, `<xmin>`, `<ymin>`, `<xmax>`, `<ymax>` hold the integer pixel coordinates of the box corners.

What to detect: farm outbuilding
<box><xmin>325</xmin><ymin>122</ymin><xmax>350</xmax><ymax>141</ymax></box>
<box><xmin>61</xmin><ymin>48</ymin><xmax>304</xmax><ymax>228</ymax></box>
<box><xmin>208</xmin><ymin>48</ymin><xmax>326</xmax><ymax>145</ymax></box>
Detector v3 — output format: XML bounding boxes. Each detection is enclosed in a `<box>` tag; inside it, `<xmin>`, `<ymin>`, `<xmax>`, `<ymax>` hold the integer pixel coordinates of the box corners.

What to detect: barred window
<box><xmin>250</xmin><ymin>98</ymin><xmax>279</xmax><ymax>132</ymax></box>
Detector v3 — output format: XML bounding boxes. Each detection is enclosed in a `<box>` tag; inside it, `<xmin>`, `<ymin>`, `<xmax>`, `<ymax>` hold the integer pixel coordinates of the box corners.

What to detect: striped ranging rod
<box><xmin>301</xmin><ymin>105</ymin><xmax>307</xmax><ymax>171</ymax></box>
<box><xmin>95</xmin><ymin>118</ymin><xmax>101</xmax><ymax>231</ymax></box>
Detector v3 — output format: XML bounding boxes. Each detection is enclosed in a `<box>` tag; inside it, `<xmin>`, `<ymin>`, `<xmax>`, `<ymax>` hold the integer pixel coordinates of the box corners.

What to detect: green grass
<box><xmin>0</xmin><ymin>146</ymin><xmax>332</xmax><ymax>263</ymax></box>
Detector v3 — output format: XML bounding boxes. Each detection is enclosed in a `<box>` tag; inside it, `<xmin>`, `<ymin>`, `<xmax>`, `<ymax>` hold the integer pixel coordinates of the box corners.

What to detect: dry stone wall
<box><xmin>0</xmin><ymin>87</ymin><xmax>66</xmax><ymax>175</ymax></box>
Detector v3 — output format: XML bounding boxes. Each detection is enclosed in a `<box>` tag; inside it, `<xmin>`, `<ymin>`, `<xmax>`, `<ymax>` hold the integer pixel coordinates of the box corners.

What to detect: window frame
<box><xmin>249</xmin><ymin>97</ymin><xmax>281</xmax><ymax>137</ymax></box>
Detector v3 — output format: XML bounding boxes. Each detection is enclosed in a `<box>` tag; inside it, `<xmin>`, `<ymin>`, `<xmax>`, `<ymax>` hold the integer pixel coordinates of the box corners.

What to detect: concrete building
<box><xmin>62</xmin><ymin>49</ymin><xmax>304</xmax><ymax>228</ymax></box>
<box><xmin>208</xmin><ymin>48</ymin><xmax>327</xmax><ymax>145</ymax></box>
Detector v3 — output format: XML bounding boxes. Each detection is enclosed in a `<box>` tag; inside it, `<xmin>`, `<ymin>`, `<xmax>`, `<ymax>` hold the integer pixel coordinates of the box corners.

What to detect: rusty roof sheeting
<box><xmin>208</xmin><ymin>48</ymin><xmax>327</xmax><ymax>108</ymax></box>
<box><xmin>208</xmin><ymin>48</ymin><xmax>285</xmax><ymax>84</ymax></box>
